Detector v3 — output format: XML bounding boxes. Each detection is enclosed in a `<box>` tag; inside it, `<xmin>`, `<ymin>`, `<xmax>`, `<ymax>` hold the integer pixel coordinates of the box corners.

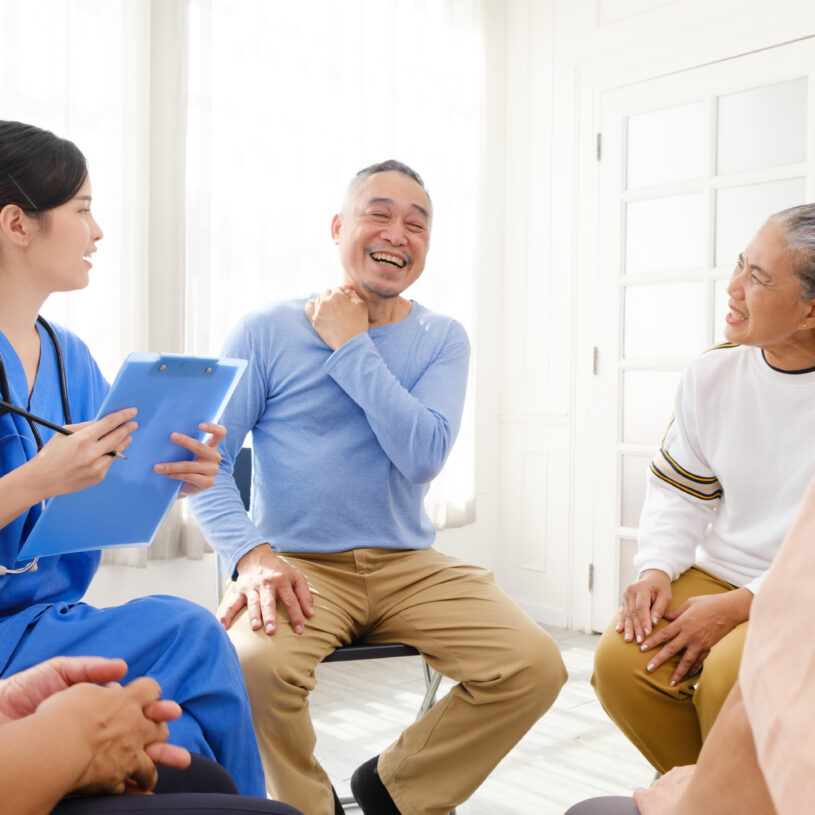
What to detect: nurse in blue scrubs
<box><xmin>0</xmin><ymin>120</ymin><xmax>265</xmax><ymax>797</ymax></box>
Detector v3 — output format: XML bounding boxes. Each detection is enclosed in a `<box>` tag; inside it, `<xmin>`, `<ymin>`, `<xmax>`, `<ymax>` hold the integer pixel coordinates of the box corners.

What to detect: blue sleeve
<box><xmin>322</xmin><ymin>321</ymin><xmax>470</xmax><ymax>484</ymax></box>
<box><xmin>188</xmin><ymin>320</ymin><xmax>273</xmax><ymax>577</ymax></box>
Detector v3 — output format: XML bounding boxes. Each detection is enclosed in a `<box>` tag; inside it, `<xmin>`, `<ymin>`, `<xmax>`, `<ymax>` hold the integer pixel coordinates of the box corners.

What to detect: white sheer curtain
<box><xmin>0</xmin><ymin>0</ymin><xmax>482</xmax><ymax>574</ymax></box>
<box><xmin>0</xmin><ymin>0</ymin><xmax>149</xmax><ymax>381</ymax></box>
<box><xmin>0</xmin><ymin>1</ymin><xmax>169</xmax><ymax>566</ymax></box>
<box><xmin>0</xmin><ymin>1</ymin><xmax>201</xmax><ymax>566</ymax></box>
<box><xmin>186</xmin><ymin>0</ymin><xmax>484</xmax><ymax>526</ymax></box>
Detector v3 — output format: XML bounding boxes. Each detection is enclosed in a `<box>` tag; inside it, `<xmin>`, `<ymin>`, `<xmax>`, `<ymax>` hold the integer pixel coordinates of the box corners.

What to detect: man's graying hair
<box><xmin>343</xmin><ymin>159</ymin><xmax>432</xmax><ymax>217</ymax></box>
<box><xmin>766</xmin><ymin>203</ymin><xmax>815</xmax><ymax>299</ymax></box>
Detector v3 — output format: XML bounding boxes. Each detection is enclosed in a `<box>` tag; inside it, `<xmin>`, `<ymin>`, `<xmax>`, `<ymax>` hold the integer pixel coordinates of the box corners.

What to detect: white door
<box><xmin>590</xmin><ymin>38</ymin><xmax>815</xmax><ymax>633</ymax></box>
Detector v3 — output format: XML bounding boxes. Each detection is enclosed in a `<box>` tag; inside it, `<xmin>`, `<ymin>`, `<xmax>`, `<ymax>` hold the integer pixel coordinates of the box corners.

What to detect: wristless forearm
<box><xmin>0</xmin><ymin>464</ymin><xmax>46</xmax><ymax>529</ymax></box>
<box><xmin>1</xmin><ymin>709</ymin><xmax>93</xmax><ymax>815</ymax></box>
<box><xmin>722</xmin><ymin>587</ymin><xmax>754</xmax><ymax>625</ymax></box>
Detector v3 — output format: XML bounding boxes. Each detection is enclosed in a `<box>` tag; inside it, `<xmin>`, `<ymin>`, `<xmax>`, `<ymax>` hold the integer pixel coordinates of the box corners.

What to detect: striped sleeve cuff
<box><xmin>650</xmin><ymin>447</ymin><xmax>722</xmax><ymax>501</ymax></box>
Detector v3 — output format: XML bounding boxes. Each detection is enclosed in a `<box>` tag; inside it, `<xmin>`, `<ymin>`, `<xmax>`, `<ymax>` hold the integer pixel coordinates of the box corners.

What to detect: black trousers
<box><xmin>51</xmin><ymin>796</ymin><xmax>303</xmax><ymax>815</ymax></box>
<box><xmin>51</xmin><ymin>755</ymin><xmax>304</xmax><ymax>815</ymax></box>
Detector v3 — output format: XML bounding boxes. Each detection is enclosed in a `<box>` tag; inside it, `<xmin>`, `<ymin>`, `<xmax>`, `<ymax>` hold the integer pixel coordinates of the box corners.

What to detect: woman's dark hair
<box><xmin>0</xmin><ymin>121</ymin><xmax>87</xmax><ymax>216</ymax></box>
<box><xmin>766</xmin><ymin>203</ymin><xmax>815</xmax><ymax>300</ymax></box>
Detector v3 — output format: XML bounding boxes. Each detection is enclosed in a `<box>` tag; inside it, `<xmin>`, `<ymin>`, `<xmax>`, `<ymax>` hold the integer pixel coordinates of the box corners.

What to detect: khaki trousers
<box><xmin>591</xmin><ymin>566</ymin><xmax>747</xmax><ymax>773</ymax></box>
<box><xmin>223</xmin><ymin>547</ymin><xmax>567</xmax><ymax>815</ymax></box>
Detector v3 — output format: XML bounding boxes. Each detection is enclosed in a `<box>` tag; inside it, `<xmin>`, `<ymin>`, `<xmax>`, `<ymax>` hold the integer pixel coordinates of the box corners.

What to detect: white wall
<box><xmin>86</xmin><ymin>553</ymin><xmax>218</xmax><ymax>611</ymax></box>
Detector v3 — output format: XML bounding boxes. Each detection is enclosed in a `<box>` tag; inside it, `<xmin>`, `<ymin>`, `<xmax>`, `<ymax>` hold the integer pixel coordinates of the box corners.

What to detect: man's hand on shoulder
<box><xmin>305</xmin><ymin>287</ymin><xmax>369</xmax><ymax>350</ymax></box>
<box><xmin>222</xmin><ymin>545</ymin><xmax>314</xmax><ymax>636</ymax></box>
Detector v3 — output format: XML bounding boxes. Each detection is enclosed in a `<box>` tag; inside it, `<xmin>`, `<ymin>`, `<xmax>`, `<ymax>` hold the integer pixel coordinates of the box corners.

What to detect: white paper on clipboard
<box><xmin>17</xmin><ymin>353</ymin><xmax>246</xmax><ymax>559</ymax></box>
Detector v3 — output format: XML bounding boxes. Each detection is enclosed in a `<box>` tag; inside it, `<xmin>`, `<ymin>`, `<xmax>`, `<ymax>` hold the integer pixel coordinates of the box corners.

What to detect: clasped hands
<box><xmin>617</xmin><ymin>569</ymin><xmax>751</xmax><ymax>686</ymax></box>
<box><xmin>1</xmin><ymin>656</ymin><xmax>189</xmax><ymax>796</ymax></box>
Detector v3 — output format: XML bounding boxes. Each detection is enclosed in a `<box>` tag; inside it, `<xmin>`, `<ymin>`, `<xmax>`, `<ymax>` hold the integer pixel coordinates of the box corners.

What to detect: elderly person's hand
<box><xmin>305</xmin><ymin>287</ymin><xmax>369</xmax><ymax>350</ymax></box>
<box><xmin>153</xmin><ymin>422</ymin><xmax>226</xmax><ymax>497</ymax></box>
<box><xmin>638</xmin><ymin>589</ymin><xmax>752</xmax><ymax>686</ymax></box>
<box><xmin>221</xmin><ymin>544</ymin><xmax>314</xmax><ymax>636</ymax></box>
<box><xmin>616</xmin><ymin>569</ymin><xmax>672</xmax><ymax>645</ymax></box>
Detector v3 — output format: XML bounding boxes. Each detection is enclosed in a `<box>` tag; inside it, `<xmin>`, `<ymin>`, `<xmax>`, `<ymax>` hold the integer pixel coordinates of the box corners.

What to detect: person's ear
<box><xmin>330</xmin><ymin>213</ymin><xmax>343</xmax><ymax>244</ymax></box>
<box><xmin>0</xmin><ymin>204</ymin><xmax>37</xmax><ymax>247</ymax></box>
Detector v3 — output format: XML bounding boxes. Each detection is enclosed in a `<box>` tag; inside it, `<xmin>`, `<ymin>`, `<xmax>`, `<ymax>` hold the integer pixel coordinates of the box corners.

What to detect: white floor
<box><xmin>310</xmin><ymin>626</ymin><xmax>653</xmax><ymax>814</ymax></box>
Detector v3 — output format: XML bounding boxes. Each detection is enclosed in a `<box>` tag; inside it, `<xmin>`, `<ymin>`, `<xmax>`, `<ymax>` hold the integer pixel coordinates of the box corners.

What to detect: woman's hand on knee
<box><xmin>617</xmin><ymin>569</ymin><xmax>672</xmax><ymax>644</ymax></box>
<box><xmin>639</xmin><ymin>591</ymin><xmax>750</xmax><ymax>686</ymax></box>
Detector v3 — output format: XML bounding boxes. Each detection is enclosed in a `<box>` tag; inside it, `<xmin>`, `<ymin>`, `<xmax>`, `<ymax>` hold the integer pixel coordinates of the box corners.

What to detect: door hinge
<box><xmin>588</xmin><ymin>563</ymin><xmax>595</xmax><ymax>591</ymax></box>
<box><xmin>592</xmin><ymin>346</ymin><xmax>599</xmax><ymax>375</ymax></box>
<box><xmin>596</xmin><ymin>132</ymin><xmax>602</xmax><ymax>161</ymax></box>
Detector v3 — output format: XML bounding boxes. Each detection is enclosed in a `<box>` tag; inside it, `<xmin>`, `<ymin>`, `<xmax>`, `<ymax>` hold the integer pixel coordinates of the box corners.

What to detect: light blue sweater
<box><xmin>190</xmin><ymin>298</ymin><xmax>470</xmax><ymax>577</ymax></box>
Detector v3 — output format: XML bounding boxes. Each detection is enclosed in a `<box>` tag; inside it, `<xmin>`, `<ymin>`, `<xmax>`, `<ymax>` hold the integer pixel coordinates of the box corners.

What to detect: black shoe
<box><xmin>350</xmin><ymin>755</ymin><xmax>401</xmax><ymax>815</ymax></box>
<box><xmin>332</xmin><ymin>784</ymin><xmax>346</xmax><ymax>815</ymax></box>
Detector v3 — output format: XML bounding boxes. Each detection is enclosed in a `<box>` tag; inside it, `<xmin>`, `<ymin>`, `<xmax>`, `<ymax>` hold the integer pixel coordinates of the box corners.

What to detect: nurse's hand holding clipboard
<box><xmin>153</xmin><ymin>421</ymin><xmax>227</xmax><ymax>497</ymax></box>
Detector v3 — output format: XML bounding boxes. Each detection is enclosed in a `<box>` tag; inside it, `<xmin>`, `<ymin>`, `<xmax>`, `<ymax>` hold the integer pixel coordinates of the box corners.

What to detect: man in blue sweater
<box><xmin>190</xmin><ymin>161</ymin><xmax>567</xmax><ymax>815</ymax></box>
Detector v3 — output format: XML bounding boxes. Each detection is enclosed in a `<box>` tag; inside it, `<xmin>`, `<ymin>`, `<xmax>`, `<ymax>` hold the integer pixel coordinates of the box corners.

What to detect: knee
<box><xmin>145</xmin><ymin>594</ymin><xmax>228</xmax><ymax>645</ymax></box>
<box><xmin>696</xmin><ymin>659</ymin><xmax>738</xmax><ymax>704</ymax></box>
<box><xmin>532</xmin><ymin>628</ymin><xmax>569</xmax><ymax>690</ymax></box>
<box><xmin>229</xmin><ymin>617</ymin><xmax>277</xmax><ymax>682</ymax></box>
<box><xmin>229</xmin><ymin>619</ymin><xmax>312</xmax><ymax>704</ymax></box>
<box><xmin>503</xmin><ymin>627</ymin><xmax>567</xmax><ymax>713</ymax></box>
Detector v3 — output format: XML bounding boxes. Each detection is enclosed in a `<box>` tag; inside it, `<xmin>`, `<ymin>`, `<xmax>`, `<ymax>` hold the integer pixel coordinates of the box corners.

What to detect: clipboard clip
<box><xmin>154</xmin><ymin>356</ymin><xmax>220</xmax><ymax>377</ymax></box>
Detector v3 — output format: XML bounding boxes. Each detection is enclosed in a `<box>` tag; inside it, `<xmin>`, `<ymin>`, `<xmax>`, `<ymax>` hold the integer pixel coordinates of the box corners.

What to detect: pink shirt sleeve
<box><xmin>738</xmin><ymin>475</ymin><xmax>815</xmax><ymax>813</ymax></box>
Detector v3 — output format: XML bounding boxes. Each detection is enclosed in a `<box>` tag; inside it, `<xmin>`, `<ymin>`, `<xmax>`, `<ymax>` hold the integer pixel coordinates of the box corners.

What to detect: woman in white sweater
<box><xmin>592</xmin><ymin>203</ymin><xmax>815</xmax><ymax>774</ymax></box>
<box><xmin>568</xmin><ymin>473</ymin><xmax>815</xmax><ymax>815</ymax></box>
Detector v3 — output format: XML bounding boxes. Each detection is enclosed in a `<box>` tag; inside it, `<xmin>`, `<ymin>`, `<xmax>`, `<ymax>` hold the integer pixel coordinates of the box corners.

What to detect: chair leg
<box><xmin>418</xmin><ymin>660</ymin><xmax>444</xmax><ymax>720</ymax></box>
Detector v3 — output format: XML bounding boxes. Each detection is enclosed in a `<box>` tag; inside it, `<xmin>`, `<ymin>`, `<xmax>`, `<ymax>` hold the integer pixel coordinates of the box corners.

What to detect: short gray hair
<box><xmin>766</xmin><ymin>203</ymin><xmax>815</xmax><ymax>299</ymax></box>
<box><xmin>342</xmin><ymin>159</ymin><xmax>432</xmax><ymax>218</ymax></box>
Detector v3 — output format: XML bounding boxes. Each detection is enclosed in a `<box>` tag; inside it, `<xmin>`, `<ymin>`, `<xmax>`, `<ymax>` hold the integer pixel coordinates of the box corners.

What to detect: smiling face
<box><xmin>331</xmin><ymin>170</ymin><xmax>431</xmax><ymax>300</ymax></box>
<box><xmin>725</xmin><ymin>220</ymin><xmax>815</xmax><ymax>368</ymax></box>
<box><xmin>26</xmin><ymin>175</ymin><xmax>103</xmax><ymax>294</ymax></box>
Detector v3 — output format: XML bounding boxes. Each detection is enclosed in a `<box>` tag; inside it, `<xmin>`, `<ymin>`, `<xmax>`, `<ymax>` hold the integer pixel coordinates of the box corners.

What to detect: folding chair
<box><xmin>226</xmin><ymin>448</ymin><xmax>453</xmax><ymax>813</ymax></box>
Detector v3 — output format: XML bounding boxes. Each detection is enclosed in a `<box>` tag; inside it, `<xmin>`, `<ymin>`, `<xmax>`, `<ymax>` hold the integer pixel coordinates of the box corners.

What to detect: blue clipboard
<box><xmin>17</xmin><ymin>353</ymin><xmax>247</xmax><ymax>559</ymax></box>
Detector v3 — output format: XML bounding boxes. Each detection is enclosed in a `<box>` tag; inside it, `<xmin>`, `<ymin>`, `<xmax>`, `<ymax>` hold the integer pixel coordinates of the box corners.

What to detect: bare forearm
<box><xmin>675</xmin><ymin>683</ymin><xmax>775</xmax><ymax>814</ymax></box>
<box><xmin>0</xmin><ymin>465</ymin><xmax>46</xmax><ymax>530</ymax></box>
<box><xmin>720</xmin><ymin>586</ymin><xmax>753</xmax><ymax>625</ymax></box>
<box><xmin>1</xmin><ymin>711</ymin><xmax>93</xmax><ymax>815</ymax></box>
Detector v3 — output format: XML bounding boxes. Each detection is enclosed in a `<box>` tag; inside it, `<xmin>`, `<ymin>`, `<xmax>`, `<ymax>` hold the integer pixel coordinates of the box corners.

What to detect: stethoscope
<box><xmin>0</xmin><ymin>315</ymin><xmax>70</xmax><ymax>575</ymax></box>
